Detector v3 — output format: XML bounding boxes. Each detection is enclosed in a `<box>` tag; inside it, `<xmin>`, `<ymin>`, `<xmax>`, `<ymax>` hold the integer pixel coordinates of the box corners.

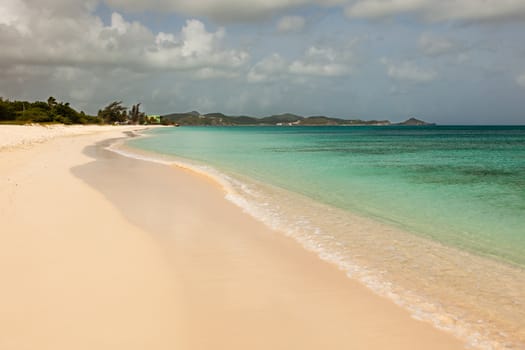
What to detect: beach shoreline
<box><xmin>121</xmin><ymin>127</ymin><xmax>525</xmax><ymax>350</ymax></box>
<box><xmin>1</xmin><ymin>125</ymin><xmax>467</xmax><ymax>349</ymax></box>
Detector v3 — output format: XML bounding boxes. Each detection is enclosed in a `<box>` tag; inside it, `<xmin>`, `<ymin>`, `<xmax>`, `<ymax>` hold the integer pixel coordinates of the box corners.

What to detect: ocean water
<box><xmin>125</xmin><ymin>125</ymin><xmax>525</xmax><ymax>349</ymax></box>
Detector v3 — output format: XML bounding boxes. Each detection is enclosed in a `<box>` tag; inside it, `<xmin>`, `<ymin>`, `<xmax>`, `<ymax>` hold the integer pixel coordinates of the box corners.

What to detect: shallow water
<box><xmin>126</xmin><ymin>125</ymin><xmax>525</xmax><ymax>349</ymax></box>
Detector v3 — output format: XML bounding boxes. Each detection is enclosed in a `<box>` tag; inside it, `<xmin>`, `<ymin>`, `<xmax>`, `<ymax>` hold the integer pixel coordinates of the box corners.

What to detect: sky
<box><xmin>1</xmin><ymin>0</ymin><xmax>525</xmax><ymax>124</ymax></box>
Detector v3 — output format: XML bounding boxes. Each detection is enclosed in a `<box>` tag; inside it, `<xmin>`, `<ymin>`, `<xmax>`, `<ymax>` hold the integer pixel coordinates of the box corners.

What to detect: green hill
<box><xmin>160</xmin><ymin>111</ymin><xmax>430</xmax><ymax>127</ymax></box>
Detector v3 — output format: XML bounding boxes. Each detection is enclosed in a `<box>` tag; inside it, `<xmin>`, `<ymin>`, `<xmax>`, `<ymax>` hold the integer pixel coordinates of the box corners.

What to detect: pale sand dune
<box><xmin>0</xmin><ymin>127</ymin><xmax>466</xmax><ymax>349</ymax></box>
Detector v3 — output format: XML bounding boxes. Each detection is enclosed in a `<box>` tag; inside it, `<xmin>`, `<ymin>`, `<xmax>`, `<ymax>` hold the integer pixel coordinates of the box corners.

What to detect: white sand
<box><xmin>0</xmin><ymin>125</ymin><xmax>467</xmax><ymax>349</ymax></box>
<box><xmin>0</xmin><ymin>124</ymin><xmax>149</xmax><ymax>151</ymax></box>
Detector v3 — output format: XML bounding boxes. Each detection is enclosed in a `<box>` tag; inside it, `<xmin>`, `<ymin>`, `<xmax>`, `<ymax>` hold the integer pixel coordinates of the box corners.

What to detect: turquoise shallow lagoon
<box><xmin>130</xmin><ymin>126</ymin><xmax>525</xmax><ymax>267</ymax></box>
<box><xmin>126</xmin><ymin>125</ymin><xmax>525</xmax><ymax>348</ymax></box>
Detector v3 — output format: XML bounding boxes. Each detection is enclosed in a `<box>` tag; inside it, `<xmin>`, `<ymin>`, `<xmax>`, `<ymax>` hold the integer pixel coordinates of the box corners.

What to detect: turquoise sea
<box><xmin>125</xmin><ymin>125</ymin><xmax>525</xmax><ymax>349</ymax></box>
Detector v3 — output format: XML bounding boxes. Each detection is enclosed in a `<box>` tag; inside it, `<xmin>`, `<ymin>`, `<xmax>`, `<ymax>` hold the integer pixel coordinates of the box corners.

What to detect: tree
<box><xmin>128</xmin><ymin>103</ymin><xmax>146</xmax><ymax>124</ymax></box>
<box><xmin>53</xmin><ymin>102</ymin><xmax>80</xmax><ymax>124</ymax></box>
<box><xmin>31</xmin><ymin>101</ymin><xmax>50</xmax><ymax>111</ymax></box>
<box><xmin>21</xmin><ymin>107</ymin><xmax>53</xmax><ymax>123</ymax></box>
<box><xmin>0</xmin><ymin>98</ymin><xmax>15</xmax><ymax>121</ymax></box>
<box><xmin>47</xmin><ymin>96</ymin><xmax>57</xmax><ymax>108</ymax></box>
<box><xmin>98</xmin><ymin>101</ymin><xmax>128</xmax><ymax>124</ymax></box>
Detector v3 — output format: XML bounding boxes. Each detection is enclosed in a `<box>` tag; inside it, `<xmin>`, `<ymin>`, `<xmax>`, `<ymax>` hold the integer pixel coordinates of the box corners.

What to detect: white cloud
<box><xmin>0</xmin><ymin>0</ymin><xmax>31</xmax><ymax>35</ymax></box>
<box><xmin>418</xmin><ymin>33</ymin><xmax>463</xmax><ymax>57</ymax></box>
<box><xmin>0</xmin><ymin>0</ymin><xmax>251</xmax><ymax>112</ymax></box>
<box><xmin>0</xmin><ymin>0</ymin><xmax>248</xmax><ymax>72</ymax></box>
<box><xmin>248</xmin><ymin>45</ymin><xmax>356</xmax><ymax>83</ymax></box>
<box><xmin>181</xmin><ymin>19</ymin><xmax>225</xmax><ymax>55</ymax></box>
<box><xmin>289</xmin><ymin>46</ymin><xmax>354</xmax><ymax>76</ymax></box>
<box><xmin>247</xmin><ymin>54</ymin><xmax>288</xmax><ymax>82</ymax></box>
<box><xmin>381</xmin><ymin>58</ymin><xmax>437</xmax><ymax>83</ymax></box>
<box><xmin>516</xmin><ymin>73</ymin><xmax>525</xmax><ymax>88</ymax></box>
<box><xmin>277</xmin><ymin>15</ymin><xmax>306</xmax><ymax>33</ymax></box>
<box><xmin>345</xmin><ymin>0</ymin><xmax>525</xmax><ymax>23</ymax></box>
<box><xmin>104</xmin><ymin>0</ymin><xmax>345</xmax><ymax>22</ymax></box>
<box><xmin>145</xmin><ymin>19</ymin><xmax>249</xmax><ymax>70</ymax></box>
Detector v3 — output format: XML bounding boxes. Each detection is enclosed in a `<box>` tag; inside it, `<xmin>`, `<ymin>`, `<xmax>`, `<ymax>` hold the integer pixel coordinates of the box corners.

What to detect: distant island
<box><xmin>394</xmin><ymin>117</ymin><xmax>436</xmax><ymax>126</ymax></box>
<box><xmin>162</xmin><ymin>111</ymin><xmax>435</xmax><ymax>127</ymax></box>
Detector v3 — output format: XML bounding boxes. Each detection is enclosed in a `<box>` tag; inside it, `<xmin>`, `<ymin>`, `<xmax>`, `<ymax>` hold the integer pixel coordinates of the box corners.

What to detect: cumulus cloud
<box><xmin>289</xmin><ymin>46</ymin><xmax>354</xmax><ymax>76</ymax></box>
<box><xmin>145</xmin><ymin>19</ymin><xmax>249</xmax><ymax>70</ymax></box>
<box><xmin>0</xmin><ymin>0</ymin><xmax>249</xmax><ymax>73</ymax></box>
<box><xmin>0</xmin><ymin>0</ymin><xmax>251</xmax><ymax>112</ymax></box>
<box><xmin>247</xmin><ymin>54</ymin><xmax>288</xmax><ymax>82</ymax></box>
<box><xmin>381</xmin><ymin>58</ymin><xmax>437</xmax><ymax>83</ymax></box>
<box><xmin>345</xmin><ymin>0</ymin><xmax>525</xmax><ymax>23</ymax></box>
<box><xmin>248</xmin><ymin>45</ymin><xmax>356</xmax><ymax>83</ymax></box>
<box><xmin>516</xmin><ymin>73</ymin><xmax>525</xmax><ymax>88</ymax></box>
<box><xmin>418</xmin><ymin>33</ymin><xmax>464</xmax><ymax>57</ymax></box>
<box><xmin>277</xmin><ymin>15</ymin><xmax>306</xmax><ymax>33</ymax></box>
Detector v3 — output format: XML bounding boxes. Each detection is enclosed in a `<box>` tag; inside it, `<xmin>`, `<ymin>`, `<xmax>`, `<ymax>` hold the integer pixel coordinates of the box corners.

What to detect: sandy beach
<box><xmin>0</xmin><ymin>125</ymin><xmax>466</xmax><ymax>349</ymax></box>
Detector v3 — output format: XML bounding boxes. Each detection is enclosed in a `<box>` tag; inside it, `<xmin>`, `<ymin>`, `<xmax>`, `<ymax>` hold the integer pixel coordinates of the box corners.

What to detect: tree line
<box><xmin>0</xmin><ymin>97</ymin><xmax>157</xmax><ymax>125</ymax></box>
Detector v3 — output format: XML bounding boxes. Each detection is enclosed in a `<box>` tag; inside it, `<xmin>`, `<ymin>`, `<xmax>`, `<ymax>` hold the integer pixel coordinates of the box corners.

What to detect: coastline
<box><xmin>120</xmin><ymin>128</ymin><xmax>525</xmax><ymax>350</ymax></box>
<box><xmin>84</xmin><ymin>131</ymin><xmax>468</xmax><ymax>349</ymax></box>
<box><xmin>0</xmin><ymin>125</ymin><xmax>467</xmax><ymax>349</ymax></box>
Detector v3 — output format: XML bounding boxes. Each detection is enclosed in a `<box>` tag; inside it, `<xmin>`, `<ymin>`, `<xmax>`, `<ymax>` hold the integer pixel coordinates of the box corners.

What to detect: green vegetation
<box><xmin>0</xmin><ymin>96</ymin><xmax>101</xmax><ymax>124</ymax></box>
<box><xmin>97</xmin><ymin>101</ymin><xmax>127</xmax><ymax>124</ymax></box>
<box><xmin>0</xmin><ymin>97</ymin><xmax>159</xmax><ymax>125</ymax></box>
<box><xmin>0</xmin><ymin>96</ymin><xmax>434</xmax><ymax>127</ymax></box>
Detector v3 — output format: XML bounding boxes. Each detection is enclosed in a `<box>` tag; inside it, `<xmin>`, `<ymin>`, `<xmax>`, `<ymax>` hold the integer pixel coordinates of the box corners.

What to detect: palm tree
<box><xmin>47</xmin><ymin>96</ymin><xmax>57</xmax><ymax>108</ymax></box>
